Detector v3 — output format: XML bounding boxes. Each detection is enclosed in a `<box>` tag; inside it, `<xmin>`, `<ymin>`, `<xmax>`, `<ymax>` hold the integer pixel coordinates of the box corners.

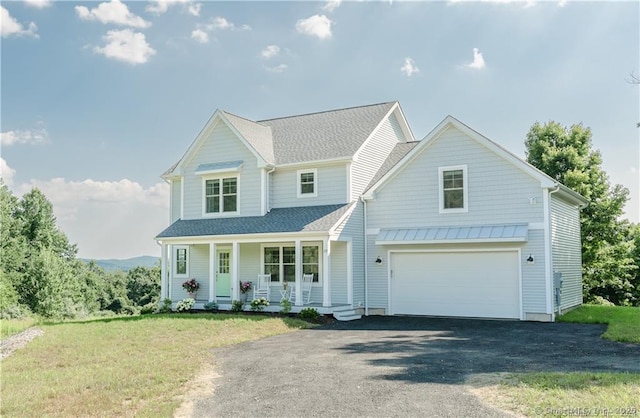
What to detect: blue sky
<box><xmin>1</xmin><ymin>0</ymin><xmax>638</xmax><ymax>259</ymax></box>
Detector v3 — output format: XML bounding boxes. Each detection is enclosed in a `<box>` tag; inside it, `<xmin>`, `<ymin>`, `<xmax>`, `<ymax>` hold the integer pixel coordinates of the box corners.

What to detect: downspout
<box><xmin>546</xmin><ymin>184</ymin><xmax>560</xmax><ymax>320</ymax></box>
<box><xmin>360</xmin><ymin>196</ymin><xmax>369</xmax><ymax>316</ymax></box>
<box><xmin>265</xmin><ymin>165</ymin><xmax>276</xmax><ymax>213</ymax></box>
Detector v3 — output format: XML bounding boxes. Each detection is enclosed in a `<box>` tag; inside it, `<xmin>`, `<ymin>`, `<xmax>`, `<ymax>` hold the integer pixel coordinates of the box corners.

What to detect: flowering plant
<box><xmin>250</xmin><ymin>297</ymin><xmax>270</xmax><ymax>311</ymax></box>
<box><xmin>182</xmin><ymin>278</ymin><xmax>200</xmax><ymax>293</ymax></box>
<box><xmin>239</xmin><ymin>281</ymin><xmax>252</xmax><ymax>294</ymax></box>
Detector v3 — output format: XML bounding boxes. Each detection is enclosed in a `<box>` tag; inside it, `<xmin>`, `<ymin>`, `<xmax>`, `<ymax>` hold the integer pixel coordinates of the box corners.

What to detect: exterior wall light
<box><xmin>375</xmin><ymin>256</ymin><xmax>382</xmax><ymax>264</ymax></box>
<box><xmin>527</xmin><ymin>254</ymin><xmax>534</xmax><ymax>264</ymax></box>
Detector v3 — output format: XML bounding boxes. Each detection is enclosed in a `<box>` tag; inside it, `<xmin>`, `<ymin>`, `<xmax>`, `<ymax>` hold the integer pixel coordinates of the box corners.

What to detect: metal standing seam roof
<box><xmin>195</xmin><ymin>160</ymin><xmax>243</xmax><ymax>173</ymax></box>
<box><xmin>376</xmin><ymin>224</ymin><xmax>529</xmax><ymax>244</ymax></box>
<box><xmin>155</xmin><ymin>204</ymin><xmax>353</xmax><ymax>239</ymax></box>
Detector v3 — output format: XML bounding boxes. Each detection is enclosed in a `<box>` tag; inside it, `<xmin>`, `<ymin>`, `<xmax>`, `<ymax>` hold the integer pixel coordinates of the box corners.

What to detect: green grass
<box><xmin>488</xmin><ymin>305</ymin><xmax>640</xmax><ymax>416</ymax></box>
<box><xmin>557</xmin><ymin>304</ymin><xmax>640</xmax><ymax>343</ymax></box>
<box><xmin>0</xmin><ymin>313</ymin><xmax>314</xmax><ymax>417</ymax></box>
<box><xmin>1</xmin><ymin>317</ymin><xmax>38</xmax><ymax>339</ymax></box>
<box><xmin>497</xmin><ymin>372</ymin><xmax>640</xmax><ymax>417</ymax></box>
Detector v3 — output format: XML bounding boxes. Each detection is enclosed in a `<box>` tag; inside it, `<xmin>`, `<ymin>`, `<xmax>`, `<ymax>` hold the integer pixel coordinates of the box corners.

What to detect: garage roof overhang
<box><xmin>376</xmin><ymin>223</ymin><xmax>528</xmax><ymax>245</ymax></box>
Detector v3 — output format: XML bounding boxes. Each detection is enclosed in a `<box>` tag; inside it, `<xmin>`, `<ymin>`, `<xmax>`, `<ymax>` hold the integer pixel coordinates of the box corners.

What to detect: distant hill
<box><xmin>81</xmin><ymin>256</ymin><xmax>160</xmax><ymax>272</ymax></box>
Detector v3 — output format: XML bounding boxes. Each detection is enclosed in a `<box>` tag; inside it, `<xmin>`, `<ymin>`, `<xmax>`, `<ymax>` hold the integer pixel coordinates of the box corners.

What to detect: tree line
<box><xmin>0</xmin><ymin>120</ymin><xmax>638</xmax><ymax>319</ymax></box>
<box><xmin>0</xmin><ymin>185</ymin><xmax>160</xmax><ymax>319</ymax></box>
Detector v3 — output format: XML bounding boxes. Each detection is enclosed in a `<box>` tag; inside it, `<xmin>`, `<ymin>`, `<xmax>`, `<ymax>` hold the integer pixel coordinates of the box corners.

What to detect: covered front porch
<box><xmin>157</xmin><ymin>237</ymin><xmax>354</xmax><ymax>310</ymax></box>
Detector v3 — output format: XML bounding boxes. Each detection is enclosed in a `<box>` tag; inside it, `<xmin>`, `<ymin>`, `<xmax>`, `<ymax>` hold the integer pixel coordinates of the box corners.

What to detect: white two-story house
<box><xmin>155</xmin><ymin>101</ymin><xmax>587</xmax><ymax>321</ymax></box>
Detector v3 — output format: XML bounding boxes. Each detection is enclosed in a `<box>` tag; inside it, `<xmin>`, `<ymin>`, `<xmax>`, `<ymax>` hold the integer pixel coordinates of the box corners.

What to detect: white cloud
<box><xmin>400</xmin><ymin>57</ymin><xmax>419</xmax><ymax>77</ymax></box>
<box><xmin>146</xmin><ymin>0</ymin><xmax>201</xmax><ymax>16</ymax></box>
<box><xmin>295</xmin><ymin>15</ymin><xmax>332</xmax><ymax>40</ymax></box>
<box><xmin>1</xmin><ymin>128</ymin><xmax>49</xmax><ymax>146</ymax></box>
<box><xmin>261</xmin><ymin>45</ymin><xmax>280</xmax><ymax>59</ymax></box>
<box><xmin>75</xmin><ymin>0</ymin><xmax>151</xmax><ymax>29</ymax></box>
<box><xmin>265</xmin><ymin>64</ymin><xmax>288</xmax><ymax>73</ymax></box>
<box><xmin>323</xmin><ymin>0</ymin><xmax>342</xmax><ymax>12</ymax></box>
<box><xmin>191</xmin><ymin>29</ymin><xmax>208</xmax><ymax>43</ymax></box>
<box><xmin>24</xmin><ymin>0</ymin><xmax>52</xmax><ymax>8</ymax></box>
<box><xmin>94</xmin><ymin>29</ymin><xmax>156</xmax><ymax>65</ymax></box>
<box><xmin>448</xmin><ymin>0</ymin><xmax>536</xmax><ymax>7</ymax></box>
<box><xmin>1</xmin><ymin>6</ymin><xmax>38</xmax><ymax>38</ymax></box>
<box><xmin>199</xmin><ymin>16</ymin><xmax>251</xmax><ymax>32</ymax></box>
<box><xmin>466</xmin><ymin>47</ymin><xmax>486</xmax><ymax>69</ymax></box>
<box><xmin>16</xmin><ymin>178</ymin><xmax>169</xmax><ymax>259</ymax></box>
<box><xmin>0</xmin><ymin>158</ymin><xmax>16</xmax><ymax>187</ymax></box>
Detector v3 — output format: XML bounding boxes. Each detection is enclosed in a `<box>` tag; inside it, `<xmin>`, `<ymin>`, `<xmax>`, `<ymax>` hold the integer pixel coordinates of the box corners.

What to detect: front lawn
<box><xmin>0</xmin><ymin>314</ymin><xmax>314</xmax><ymax>417</ymax></box>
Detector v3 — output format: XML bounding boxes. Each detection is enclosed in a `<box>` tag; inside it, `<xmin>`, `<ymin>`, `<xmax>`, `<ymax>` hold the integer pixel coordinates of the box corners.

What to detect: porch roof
<box><xmin>155</xmin><ymin>203</ymin><xmax>352</xmax><ymax>239</ymax></box>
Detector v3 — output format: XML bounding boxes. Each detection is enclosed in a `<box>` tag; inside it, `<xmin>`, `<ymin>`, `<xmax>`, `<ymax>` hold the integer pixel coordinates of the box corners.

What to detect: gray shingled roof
<box><xmin>222</xmin><ymin>111</ymin><xmax>275</xmax><ymax>164</ymax></box>
<box><xmin>164</xmin><ymin>102</ymin><xmax>399</xmax><ymax>175</ymax></box>
<box><xmin>260</xmin><ymin>102</ymin><xmax>396</xmax><ymax>164</ymax></box>
<box><xmin>365</xmin><ymin>141</ymin><xmax>420</xmax><ymax>192</ymax></box>
<box><xmin>156</xmin><ymin>204</ymin><xmax>353</xmax><ymax>239</ymax></box>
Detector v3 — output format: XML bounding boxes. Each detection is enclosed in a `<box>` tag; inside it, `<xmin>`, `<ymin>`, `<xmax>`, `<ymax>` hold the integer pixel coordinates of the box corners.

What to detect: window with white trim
<box><xmin>262</xmin><ymin>244</ymin><xmax>321</xmax><ymax>284</ymax></box>
<box><xmin>204</xmin><ymin>177</ymin><xmax>237</xmax><ymax>214</ymax></box>
<box><xmin>297</xmin><ymin>169</ymin><xmax>317</xmax><ymax>198</ymax></box>
<box><xmin>174</xmin><ymin>246</ymin><xmax>189</xmax><ymax>277</ymax></box>
<box><xmin>439</xmin><ymin>165</ymin><xmax>468</xmax><ymax>213</ymax></box>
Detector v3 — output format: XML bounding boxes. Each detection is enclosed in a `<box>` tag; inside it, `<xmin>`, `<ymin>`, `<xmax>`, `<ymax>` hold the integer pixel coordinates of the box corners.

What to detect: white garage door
<box><xmin>390</xmin><ymin>251</ymin><xmax>520</xmax><ymax>319</ymax></box>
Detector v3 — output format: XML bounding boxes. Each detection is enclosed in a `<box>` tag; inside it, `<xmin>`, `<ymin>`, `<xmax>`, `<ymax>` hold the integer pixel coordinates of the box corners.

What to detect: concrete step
<box><xmin>335</xmin><ymin>313</ymin><xmax>362</xmax><ymax>321</ymax></box>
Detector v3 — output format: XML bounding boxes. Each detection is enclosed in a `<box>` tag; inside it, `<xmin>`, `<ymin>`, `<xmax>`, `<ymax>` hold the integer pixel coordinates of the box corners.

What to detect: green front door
<box><xmin>216</xmin><ymin>249</ymin><xmax>231</xmax><ymax>297</ymax></box>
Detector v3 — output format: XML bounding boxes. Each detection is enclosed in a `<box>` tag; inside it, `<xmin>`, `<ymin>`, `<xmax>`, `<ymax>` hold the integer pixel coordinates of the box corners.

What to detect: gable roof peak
<box><xmin>257</xmin><ymin>101</ymin><xmax>398</xmax><ymax>123</ymax></box>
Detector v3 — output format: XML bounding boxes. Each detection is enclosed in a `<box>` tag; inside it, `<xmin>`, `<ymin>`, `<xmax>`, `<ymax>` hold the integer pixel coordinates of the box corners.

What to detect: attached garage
<box><xmin>389</xmin><ymin>250</ymin><xmax>521</xmax><ymax>319</ymax></box>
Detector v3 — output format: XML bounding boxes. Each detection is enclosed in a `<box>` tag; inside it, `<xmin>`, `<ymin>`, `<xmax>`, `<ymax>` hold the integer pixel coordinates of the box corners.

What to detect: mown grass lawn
<box><xmin>557</xmin><ymin>304</ymin><xmax>640</xmax><ymax>343</ymax></box>
<box><xmin>1</xmin><ymin>313</ymin><xmax>314</xmax><ymax>418</ymax></box>
<box><xmin>493</xmin><ymin>305</ymin><xmax>640</xmax><ymax>417</ymax></box>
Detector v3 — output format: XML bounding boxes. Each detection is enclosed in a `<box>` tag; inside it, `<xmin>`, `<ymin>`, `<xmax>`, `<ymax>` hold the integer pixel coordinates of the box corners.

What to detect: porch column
<box><xmin>160</xmin><ymin>243</ymin><xmax>168</xmax><ymax>300</ymax></box>
<box><xmin>209</xmin><ymin>243</ymin><xmax>216</xmax><ymax>302</ymax></box>
<box><xmin>346</xmin><ymin>240</ymin><xmax>353</xmax><ymax>305</ymax></box>
<box><xmin>294</xmin><ymin>239</ymin><xmax>303</xmax><ymax>306</ymax></box>
<box><xmin>322</xmin><ymin>238</ymin><xmax>331</xmax><ymax>307</ymax></box>
<box><xmin>232</xmin><ymin>241</ymin><xmax>240</xmax><ymax>301</ymax></box>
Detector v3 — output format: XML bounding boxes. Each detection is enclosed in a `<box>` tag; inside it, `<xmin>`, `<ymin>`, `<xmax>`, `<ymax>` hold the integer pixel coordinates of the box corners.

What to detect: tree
<box><xmin>126</xmin><ymin>265</ymin><xmax>161</xmax><ymax>307</ymax></box>
<box><xmin>525</xmin><ymin>121</ymin><xmax>638</xmax><ymax>305</ymax></box>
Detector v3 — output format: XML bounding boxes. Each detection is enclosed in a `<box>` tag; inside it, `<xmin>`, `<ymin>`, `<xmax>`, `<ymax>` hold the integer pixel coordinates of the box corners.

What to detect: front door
<box><xmin>216</xmin><ymin>249</ymin><xmax>231</xmax><ymax>297</ymax></box>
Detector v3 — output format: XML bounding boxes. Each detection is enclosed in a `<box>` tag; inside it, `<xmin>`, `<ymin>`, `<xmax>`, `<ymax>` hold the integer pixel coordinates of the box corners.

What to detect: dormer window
<box><xmin>439</xmin><ymin>165</ymin><xmax>468</xmax><ymax>213</ymax></box>
<box><xmin>297</xmin><ymin>169</ymin><xmax>317</xmax><ymax>198</ymax></box>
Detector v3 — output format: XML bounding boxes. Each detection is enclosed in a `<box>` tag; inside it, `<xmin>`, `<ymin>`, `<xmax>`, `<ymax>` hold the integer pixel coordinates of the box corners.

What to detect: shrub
<box><xmin>588</xmin><ymin>295</ymin><xmax>616</xmax><ymax>306</ymax></box>
<box><xmin>175</xmin><ymin>298</ymin><xmax>194</xmax><ymax>312</ymax></box>
<box><xmin>298</xmin><ymin>307</ymin><xmax>319</xmax><ymax>321</ymax></box>
<box><xmin>230</xmin><ymin>300</ymin><xmax>244</xmax><ymax>313</ymax></box>
<box><xmin>279</xmin><ymin>298</ymin><xmax>292</xmax><ymax>315</ymax></box>
<box><xmin>158</xmin><ymin>298</ymin><xmax>172</xmax><ymax>313</ymax></box>
<box><xmin>203</xmin><ymin>301</ymin><xmax>219</xmax><ymax>312</ymax></box>
<box><xmin>250</xmin><ymin>297</ymin><xmax>269</xmax><ymax>312</ymax></box>
<box><xmin>0</xmin><ymin>304</ymin><xmax>32</xmax><ymax>320</ymax></box>
<box><xmin>140</xmin><ymin>302</ymin><xmax>156</xmax><ymax>315</ymax></box>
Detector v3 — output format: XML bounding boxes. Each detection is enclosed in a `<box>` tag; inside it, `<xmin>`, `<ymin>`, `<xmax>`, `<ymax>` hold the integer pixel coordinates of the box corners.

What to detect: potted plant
<box><xmin>182</xmin><ymin>278</ymin><xmax>200</xmax><ymax>298</ymax></box>
<box><xmin>239</xmin><ymin>281</ymin><xmax>252</xmax><ymax>302</ymax></box>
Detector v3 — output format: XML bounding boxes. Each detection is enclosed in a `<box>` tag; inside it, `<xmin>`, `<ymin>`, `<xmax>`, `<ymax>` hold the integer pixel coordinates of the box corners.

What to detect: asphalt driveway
<box><xmin>191</xmin><ymin>316</ymin><xmax>640</xmax><ymax>418</ymax></box>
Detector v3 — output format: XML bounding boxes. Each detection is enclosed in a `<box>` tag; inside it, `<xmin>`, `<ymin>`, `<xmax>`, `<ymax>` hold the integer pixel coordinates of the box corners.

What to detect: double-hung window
<box><xmin>439</xmin><ymin>165</ymin><xmax>468</xmax><ymax>213</ymax></box>
<box><xmin>174</xmin><ymin>246</ymin><xmax>189</xmax><ymax>277</ymax></box>
<box><xmin>204</xmin><ymin>177</ymin><xmax>237</xmax><ymax>214</ymax></box>
<box><xmin>263</xmin><ymin>244</ymin><xmax>321</xmax><ymax>284</ymax></box>
<box><xmin>297</xmin><ymin>169</ymin><xmax>317</xmax><ymax>198</ymax></box>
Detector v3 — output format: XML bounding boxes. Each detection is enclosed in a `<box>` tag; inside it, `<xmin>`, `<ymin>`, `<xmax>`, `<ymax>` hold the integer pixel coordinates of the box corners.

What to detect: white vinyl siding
<box><xmin>170</xmin><ymin>179</ymin><xmax>182</xmax><ymax>222</ymax></box>
<box><xmin>351</xmin><ymin>113</ymin><xmax>407</xmax><ymax>199</ymax></box>
<box><xmin>271</xmin><ymin>164</ymin><xmax>348</xmax><ymax>208</ymax></box>
<box><xmin>330</xmin><ymin>241</ymin><xmax>349</xmax><ymax>304</ymax></box>
<box><xmin>551</xmin><ymin>196</ymin><xmax>583</xmax><ymax>310</ymax></box>
<box><xmin>367</xmin><ymin>126</ymin><xmax>545</xmax><ymax>228</ymax></box>
<box><xmin>334</xmin><ymin>202</ymin><xmax>365</xmax><ymax>306</ymax></box>
<box><xmin>182</xmin><ymin>122</ymin><xmax>262</xmax><ymax>219</ymax></box>
<box><xmin>520</xmin><ymin>229</ymin><xmax>548</xmax><ymax>314</ymax></box>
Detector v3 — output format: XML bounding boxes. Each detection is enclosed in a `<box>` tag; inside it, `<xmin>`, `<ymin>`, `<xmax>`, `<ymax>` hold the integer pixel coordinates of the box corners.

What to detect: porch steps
<box><xmin>332</xmin><ymin>306</ymin><xmax>362</xmax><ymax>322</ymax></box>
